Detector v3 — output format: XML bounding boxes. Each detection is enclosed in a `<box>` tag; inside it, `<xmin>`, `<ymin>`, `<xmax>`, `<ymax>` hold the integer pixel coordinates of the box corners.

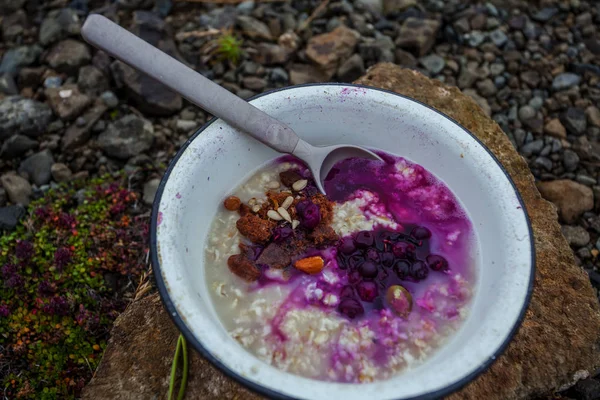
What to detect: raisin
<box><xmin>227</xmin><ymin>254</ymin><xmax>260</xmax><ymax>282</ymax></box>
<box><xmin>224</xmin><ymin>196</ymin><xmax>241</xmax><ymax>211</ymax></box>
<box><xmin>279</xmin><ymin>170</ymin><xmax>304</xmax><ymax>187</ymax></box>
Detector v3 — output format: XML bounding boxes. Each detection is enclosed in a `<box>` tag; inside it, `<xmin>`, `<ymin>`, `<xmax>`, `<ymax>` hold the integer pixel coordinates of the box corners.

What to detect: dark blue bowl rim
<box><xmin>149</xmin><ymin>82</ymin><xmax>536</xmax><ymax>400</ymax></box>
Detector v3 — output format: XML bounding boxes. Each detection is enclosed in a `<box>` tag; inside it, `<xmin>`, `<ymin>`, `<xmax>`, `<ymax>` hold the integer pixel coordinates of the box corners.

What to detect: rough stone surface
<box><xmin>45</xmin><ymin>84</ymin><xmax>92</xmax><ymax>121</ymax></box>
<box><xmin>18</xmin><ymin>149</ymin><xmax>54</xmax><ymax>186</ymax></box>
<box><xmin>61</xmin><ymin>101</ymin><xmax>107</xmax><ymax>150</ymax></box>
<box><xmin>98</xmin><ymin>114</ymin><xmax>154</xmax><ymax>160</ymax></box>
<box><xmin>82</xmin><ymin>64</ymin><xmax>600</xmax><ymax>400</ymax></box>
<box><xmin>537</xmin><ymin>179</ymin><xmax>594</xmax><ymax>224</ymax></box>
<box><xmin>0</xmin><ymin>205</ymin><xmax>25</xmax><ymax>231</ymax></box>
<box><xmin>0</xmin><ymin>134</ymin><xmax>38</xmax><ymax>159</ymax></box>
<box><xmin>396</xmin><ymin>18</ymin><xmax>440</xmax><ymax>57</ymax></box>
<box><xmin>0</xmin><ymin>173</ymin><xmax>32</xmax><ymax>205</ymax></box>
<box><xmin>0</xmin><ymin>96</ymin><xmax>53</xmax><ymax>139</ymax></box>
<box><xmin>45</xmin><ymin>39</ymin><xmax>91</xmax><ymax>74</ymax></box>
<box><xmin>306</xmin><ymin>25</ymin><xmax>360</xmax><ymax>78</ymax></box>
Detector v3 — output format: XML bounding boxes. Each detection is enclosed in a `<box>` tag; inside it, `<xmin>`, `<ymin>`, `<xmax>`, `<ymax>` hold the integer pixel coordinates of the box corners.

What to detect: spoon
<box><xmin>80</xmin><ymin>14</ymin><xmax>381</xmax><ymax>194</ymax></box>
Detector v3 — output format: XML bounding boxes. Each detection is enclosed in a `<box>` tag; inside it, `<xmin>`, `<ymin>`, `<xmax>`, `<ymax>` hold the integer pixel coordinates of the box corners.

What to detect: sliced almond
<box><xmin>292</xmin><ymin>179</ymin><xmax>308</xmax><ymax>191</ymax></box>
<box><xmin>267</xmin><ymin>181</ymin><xmax>280</xmax><ymax>189</ymax></box>
<box><xmin>277</xmin><ymin>207</ymin><xmax>292</xmax><ymax>222</ymax></box>
<box><xmin>267</xmin><ymin>210</ymin><xmax>283</xmax><ymax>220</ymax></box>
<box><xmin>281</xmin><ymin>196</ymin><xmax>294</xmax><ymax>210</ymax></box>
<box><xmin>292</xmin><ymin>220</ymin><xmax>300</xmax><ymax>229</ymax></box>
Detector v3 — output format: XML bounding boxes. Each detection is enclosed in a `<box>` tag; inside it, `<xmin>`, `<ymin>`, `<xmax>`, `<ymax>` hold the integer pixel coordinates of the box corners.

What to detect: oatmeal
<box><xmin>204</xmin><ymin>152</ymin><xmax>477</xmax><ymax>383</ymax></box>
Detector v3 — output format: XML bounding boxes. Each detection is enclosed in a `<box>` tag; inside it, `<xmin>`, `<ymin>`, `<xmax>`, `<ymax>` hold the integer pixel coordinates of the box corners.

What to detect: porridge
<box><xmin>204</xmin><ymin>152</ymin><xmax>477</xmax><ymax>383</ymax></box>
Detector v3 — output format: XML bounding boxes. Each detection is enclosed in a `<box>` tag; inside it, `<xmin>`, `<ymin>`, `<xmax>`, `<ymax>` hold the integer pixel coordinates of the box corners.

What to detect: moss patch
<box><xmin>0</xmin><ymin>173</ymin><xmax>149</xmax><ymax>399</ymax></box>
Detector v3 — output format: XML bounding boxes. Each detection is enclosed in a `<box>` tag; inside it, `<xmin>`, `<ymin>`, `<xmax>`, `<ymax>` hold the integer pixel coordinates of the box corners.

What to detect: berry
<box><xmin>357</xmin><ymin>281</ymin><xmax>378</xmax><ymax>302</ymax></box>
<box><xmin>366</xmin><ymin>248</ymin><xmax>380</xmax><ymax>263</ymax></box>
<box><xmin>338</xmin><ymin>298</ymin><xmax>364</xmax><ymax>319</ymax></box>
<box><xmin>358</xmin><ymin>261</ymin><xmax>378</xmax><ymax>279</ymax></box>
<box><xmin>410</xmin><ymin>261</ymin><xmax>429</xmax><ymax>280</ymax></box>
<box><xmin>354</xmin><ymin>231</ymin><xmax>374</xmax><ymax>248</ymax></box>
<box><xmin>338</xmin><ymin>237</ymin><xmax>356</xmax><ymax>254</ymax></box>
<box><xmin>411</xmin><ymin>226</ymin><xmax>431</xmax><ymax>240</ymax></box>
<box><xmin>427</xmin><ymin>254</ymin><xmax>449</xmax><ymax>272</ymax></box>
<box><xmin>347</xmin><ymin>254</ymin><xmax>364</xmax><ymax>270</ymax></box>
<box><xmin>394</xmin><ymin>260</ymin><xmax>411</xmax><ymax>279</ymax></box>
<box><xmin>380</xmin><ymin>252</ymin><xmax>395</xmax><ymax>268</ymax></box>
<box><xmin>340</xmin><ymin>285</ymin><xmax>355</xmax><ymax>298</ymax></box>
<box><xmin>272</xmin><ymin>226</ymin><xmax>294</xmax><ymax>244</ymax></box>
<box><xmin>392</xmin><ymin>241</ymin><xmax>416</xmax><ymax>259</ymax></box>
<box><xmin>296</xmin><ymin>200</ymin><xmax>321</xmax><ymax>230</ymax></box>
<box><xmin>348</xmin><ymin>270</ymin><xmax>362</xmax><ymax>284</ymax></box>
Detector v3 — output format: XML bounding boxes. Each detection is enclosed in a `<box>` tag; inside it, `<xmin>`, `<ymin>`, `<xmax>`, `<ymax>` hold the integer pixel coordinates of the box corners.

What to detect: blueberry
<box><xmin>347</xmin><ymin>254</ymin><xmax>364</xmax><ymax>270</ymax></box>
<box><xmin>340</xmin><ymin>285</ymin><xmax>355</xmax><ymax>298</ymax></box>
<box><xmin>392</xmin><ymin>242</ymin><xmax>416</xmax><ymax>259</ymax></box>
<box><xmin>296</xmin><ymin>200</ymin><xmax>321</xmax><ymax>229</ymax></box>
<box><xmin>410</xmin><ymin>261</ymin><xmax>429</xmax><ymax>280</ymax></box>
<box><xmin>348</xmin><ymin>270</ymin><xmax>362</xmax><ymax>284</ymax></box>
<box><xmin>354</xmin><ymin>231</ymin><xmax>374</xmax><ymax>248</ymax></box>
<box><xmin>272</xmin><ymin>226</ymin><xmax>294</xmax><ymax>244</ymax></box>
<box><xmin>358</xmin><ymin>261</ymin><xmax>378</xmax><ymax>279</ymax></box>
<box><xmin>426</xmin><ymin>254</ymin><xmax>449</xmax><ymax>271</ymax></box>
<box><xmin>394</xmin><ymin>260</ymin><xmax>411</xmax><ymax>279</ymax></box>
<box><xmin>357</xmin><ymin>281</ymin><xmax>378</xmax><ymax>302</ymax></box>
<box><xmin>366</xmin><ymin>248</ymin><xmax>380</xmax><ymax>263</ymax></box>
<box><xmin>380</xmin><ymin>252</ymin><xmax>395</xmax><ymax>268</ymax></box>
<box><xmin>411</xmin><ymin>226</ymin><xmax>432</xmax><ymax>240</ymax></box>
<box><xmin>338</xmin><ymin>298</ymin><xmax>364</xmax><ymax>319</ymax></box>
<box><xmin>338</xmin><ymin>237</ymin><xmax>356</xmax><ymax>254</ymax></box>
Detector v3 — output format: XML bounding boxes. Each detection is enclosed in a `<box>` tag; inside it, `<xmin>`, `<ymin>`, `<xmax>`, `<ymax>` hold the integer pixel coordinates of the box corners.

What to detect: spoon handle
<box><xmin>81</xmin><ymin>14</ymin><xmax>300</xmax><ymax>154</ymax></box>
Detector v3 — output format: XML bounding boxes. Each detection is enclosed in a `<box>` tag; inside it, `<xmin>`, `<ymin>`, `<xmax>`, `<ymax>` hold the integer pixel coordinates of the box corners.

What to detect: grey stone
<box><xmin>337</xmin><ymin>54</ymin><xmax>365</xmax><ymax>82</ymax></box>
<box><xmin>561</xmin><ymin>107</ymin><xmax>587</xmax><ymax>136</ymax></box>
<box><xmin>100</xmin><ymin>91</ymin><xmax>119</xmax><ymax>109</ymax></box>
<box><xmin>528</xmin><ymin>96</ymin><xmax>544</xmax><ymax>110</ymax></box>
<box><xmin>0</xmin><ymin>173</ymin><xmax>32</xmax><ymax>205</ymax></box>
<box><xmin>18</xmin><ymin>149</ymin><xmax>55</xmax><ymax>186</ymax></box>
<box><xmin>236</xmin><ymin>15</ymin><xmax>272</xmax><ymax>40</ymax></box>
<box><xmin>0</xmin><ymin>134</ymin><xmax>38</xmax><ymax>159</ymax></box>
<box><xmin>0</xmin><ymin>188</ymin><xmax>5</xmax><ymax>206</ymax></box>
<box><xmin>43</xmin><ymin>76</ymin><xmax>63</xmax><ymax>88</ymax></box>
<box><xmin>520</xmin><ymin>70</ymin><xmax>541</xmax><ymax>87</ymax></box>
<box><xmin>50</xmin><ymin>163</ymin><xmax>73</xmax><ymax>182</ymax></box>
<box><xmin>242</xmin><ymin>76</ymin><xmax>266</xmax><ymax>91</ymax></box>
<box><xmin>0</xmin><ymin>45</ymin><xmax>42</xmax><ymax>76</ymax></box>
<box><xmin>270</xmin><ymin>67</ymin><xmax>289</xmax><ymax>83</ymax></box>
<box><xmin>418</xmin><ymin>54</ymin><xmax>445</xmax><ymax>75</ymax></box>
<box><xmin>561</xmin><ymin>225</ymin><xmax>590</xmax><ymax>247</ymax></box>
<box><xmin>396</xmin><ymin>18</ymin><xmax>440</xmax><ymax>57</ymax></box>
<box><xmin>532</xmin><ymin>7</ymin><xmax>558</xmax><ymax>22</ymax></box>
<box><xmin>514</xmin><ymin>129</ymin><xmax>526</xmax><ymax>148</ymax></box>
<box><xmin>62</xmin><ymin>101</ymin><xmax>107</xmax><ymax>150</ymax></box>
<box><xmin>521</xmin><ymin>139</ymin><xmax>544</xmax><ymax>155</ymax></box>
<box><xmin>563</xmin><ymin>150</ymin><xmax>580</xmax><ymax>172</ymax></box>
<box><xmin>552</xmin><ymin>73</ymin><xmax>581</xmax><ymax>91</ymax></box>
<box><xmin>236</xmin><ymin>1</ymin><xmax>254</xmax><ymax>14</ymax></box>
<box><xmin>467</xmin><ymin>31</ymin><xmax>486</xmax><ymax>47</ymax></box>
<box><xmin>45</xmin><ymin>84</ymin><xmax>92</xmax><ymax>121</ymax></box>
<box><xmin>237</xmin><ymin>89</ymin><xmax>255</xmax><ymax>99</ymax></box>
<box><xmin>0</xmin><ymin>205</ymin><xmax>25</xmax><ymax>231</ymax></box>
<box><xmin>551</xmin><ymin>139</ymin><xmax>562</xmax><ymax>153</ymax></box>
<box><xmin>111</xmin><ymin>61</ymin><xmax>182</xmax><ymax>116</ymax></box>
<box><xmin>46</xmin><ymin>40</ymin><xmax>91</xmax><ymax>74</ymax></box>
<box><xmin>39</xmin><ymin>8</ymin><xmax>81</xmax><ymax>45</ymax></box>
<box><xmin>98</xmin><ymin>114</ymin><xmax>154</xmax><ymax>159</ymax></box>
<box><xmin>577</xmin><ymin>175</ymin><xmax>597</xmax><ymax>187</ymax></box>
<box><xmin>534</xmin><ymin>157</ymin><xmax>553</xmax><ymax>171</ymax></box>
<box><xmin>0</xmin><ymin>96</ymin><xmax>53</xmax><ymax>139</ymax></box>
<box><xmin>490</xmin><ymin>29</ymin><xmax>508</xmax><ymax>47</ymax></box>
<box><xmin>176</xmin><ymin>119</ymin><xmax>197</xmax><ymax>133</ymax></box>
<box><xmin>490</xmin><ymin>63</ymin><xmax>505</xmax><ymax>76</ymax></box>
<box><xmin>78</xmin><ymin>65</ymin><xmax>109</xmax><ymax>96</ymax></box>
<box><xmin>494</xmin><ymin>76</ymin><xmax>506</xmax><ymax>88</ymax></box>
<box><xmin>476</xmin><ymin>79</ymin><xmax>497</xmax><ymax>97</ymax></box>
<box><xmin>143</xmin><ymin>178</ymin><xmax>161</xmax><ymax>206</ymax></box>
<box><xmin>518</xmin><ymin>105</ymin><xmax>536</xmax><ymax>121</ymax></box>
<box><xmin>0</xmin><ymin>73</ymin><xmax>18</xmax><ymax>95</ymax></box>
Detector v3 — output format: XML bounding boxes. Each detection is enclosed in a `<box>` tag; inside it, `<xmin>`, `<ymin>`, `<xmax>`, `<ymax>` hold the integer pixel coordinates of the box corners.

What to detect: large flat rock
<box><xmin>82</xmin><ymin>63</ymin><xmax>600</xmax><ymax>400</ymax></box>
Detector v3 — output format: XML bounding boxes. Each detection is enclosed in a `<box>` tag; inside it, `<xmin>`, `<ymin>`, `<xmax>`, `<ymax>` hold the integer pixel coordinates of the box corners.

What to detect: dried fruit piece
<box><xmin>294</xmin><ymin>256</ymin><xmax>325</xmax><ymax>274</ymax></box>
<box><xmin>267</xmin><ymin>210</ymin><xmax>283</xmax><ymax>220</ymax></box>
<box><xmin>227</xmin><ymin>254</ymin><xmax>261</xmax><ymax>282</ymax></box>
<box><xmin>236</xmin><ymin>213</ymin><xmax>275</xmax><ymax>243</ymax></box>
<box><xmin>256</xmin><ymin>243</ymin><xmax>291</xmax><ymax>269</ymax></box>
<box><xmin>386</xmin><ymin>285</ymin><xmax>412</xmax><ymax>318</ymax></box>
<box><xmin>223</xmin><ymin>196</ymin><xmax>241</xmax><ymax>211</ymax></box>
<box><xmin>279</xmin><ymin>170</ymin><xmax>304</xmax><ymax>187</ymax></box>
<box><xmin>292</xmin><ymin>179</ymin><xmax>308</xmax><ymax>191</ymax></box>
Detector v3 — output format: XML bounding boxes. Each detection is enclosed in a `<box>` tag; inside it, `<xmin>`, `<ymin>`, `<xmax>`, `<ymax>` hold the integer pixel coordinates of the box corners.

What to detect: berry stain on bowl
<box><xmin>204</xmin><ymin>151</ymin><xmax>477</xmax><ymax>383</ymax></box>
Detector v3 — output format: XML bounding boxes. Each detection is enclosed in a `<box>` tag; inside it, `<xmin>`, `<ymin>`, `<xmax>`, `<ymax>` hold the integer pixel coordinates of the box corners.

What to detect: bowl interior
<box><xmin>152</xmin><ymin>84</ymin><xmax>533</xmax><ymax>400</ymax></box>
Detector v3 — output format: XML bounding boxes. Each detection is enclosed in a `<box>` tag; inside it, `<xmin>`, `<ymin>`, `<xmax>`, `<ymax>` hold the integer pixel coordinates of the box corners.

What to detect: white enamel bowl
<box><xmin>150</xmin><ymin>84</ymin><xmax>534</xmax><ymax>400</ymax></box>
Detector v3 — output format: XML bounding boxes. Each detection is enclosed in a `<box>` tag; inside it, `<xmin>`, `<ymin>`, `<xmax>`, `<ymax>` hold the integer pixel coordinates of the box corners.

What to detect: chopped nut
<box><xmin>292</xmin><ymin>220</ymin><xmax>300</xmax><ymax>229</ymax></box>
<box><xmin>248</xmin><ymin>198</ymin><xmax>257</xmax><ymax>206</ymax></box>
<box><xmin>281</xmin><ymin>196</ymin><xmax>294</xmax><ymax>210</ymax></box>
<box><xmin>267</xmin><ymin>181</ymin><xmax>280</xmax><ymax>189</ymax></box>
<box><xmin>251</xmin><ymin>205</ymin><xmax>261</xmax><ymax>213</ymax></box>
<box><xmin>294</xmin><ymin>256</ymin><xmax>325</xmax><ymax>274</ymax></box>
<box><xmin>277</xmin><ymin>207</ymin><xmax>292</xmax><ymax>223</ymax></box>
<box><xmin>267</xmin><ymin>210</ymin><xmax>283</xmax><ymax>220</ymax></box>
<box><xmin>292</xmin><ymin>179</ymin><xmax>308</xmax><ymax>191</ymax></box>
<box><xmin>223</xmin><ymin>196</ymin><xmax>241</xmax><ymax>211</ymax></box>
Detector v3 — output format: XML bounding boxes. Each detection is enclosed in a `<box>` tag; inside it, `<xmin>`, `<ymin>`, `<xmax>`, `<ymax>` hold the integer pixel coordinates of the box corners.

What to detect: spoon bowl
<box><xmin>80</xmin><ymin>14</ymin><xmax>380</xmax><ymax>194</ymax></box>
